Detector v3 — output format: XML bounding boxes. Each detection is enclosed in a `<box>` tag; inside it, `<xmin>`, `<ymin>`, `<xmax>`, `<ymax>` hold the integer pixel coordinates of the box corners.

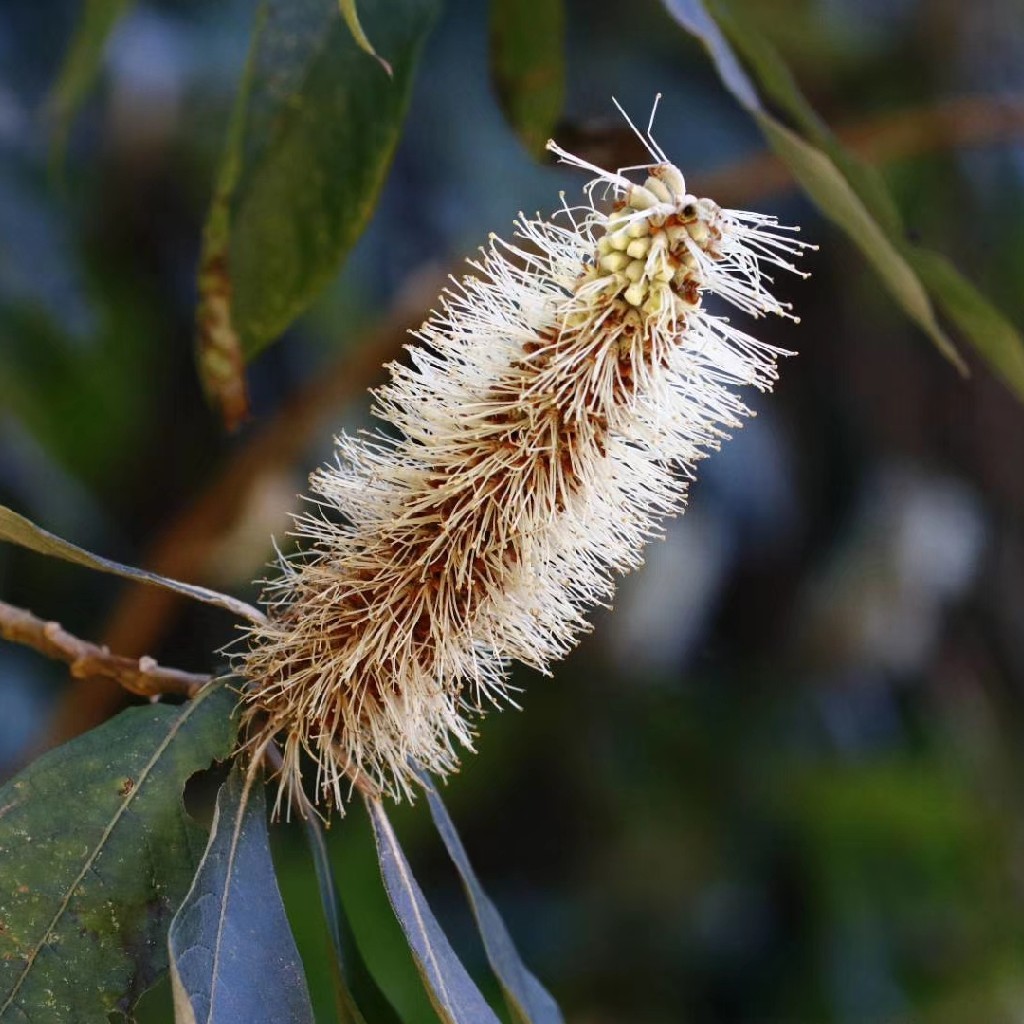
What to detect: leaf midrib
<box><xmin>204</xmin><ymin>766</ymin><xmax>259</xmax><ymax>1022</ymax></box>
<box><xmin>371</xmin><ymin>801</ymin><xmax>454</xmax><ymax>1015</ymax></box>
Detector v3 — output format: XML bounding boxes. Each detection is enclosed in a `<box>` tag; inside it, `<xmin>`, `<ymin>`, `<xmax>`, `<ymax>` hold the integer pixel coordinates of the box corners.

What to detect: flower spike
<box><xmin>239</xmin><ymin>110</ymin><xmax>814</xmax><ymax>814</ymax></box>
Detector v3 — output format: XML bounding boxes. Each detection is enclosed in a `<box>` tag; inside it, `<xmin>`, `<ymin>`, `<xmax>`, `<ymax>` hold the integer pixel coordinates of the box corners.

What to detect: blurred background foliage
<box><xmin>2</xmin><ymin>0</ymin><xmax>1024</xmax><ymax>1020</ymax></box>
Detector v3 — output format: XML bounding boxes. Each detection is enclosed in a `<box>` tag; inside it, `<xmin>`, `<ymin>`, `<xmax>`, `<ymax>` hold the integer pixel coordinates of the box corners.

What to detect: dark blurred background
<box><xmin>3</xmin><ymin>0</ymin><xmax>1024</xmax><ymax>1021</ymax></box>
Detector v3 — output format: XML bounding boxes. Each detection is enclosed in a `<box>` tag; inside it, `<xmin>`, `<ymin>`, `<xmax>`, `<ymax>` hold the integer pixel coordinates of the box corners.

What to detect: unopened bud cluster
<box><xmin>590</xmin><ymin>168</ymin><xmax>706</xmax><ymax>315</ymax></box>
<box><xmin>240</xmin><ymin>120</ymin><xmax>812</xmax><ymax>813</ymax></box>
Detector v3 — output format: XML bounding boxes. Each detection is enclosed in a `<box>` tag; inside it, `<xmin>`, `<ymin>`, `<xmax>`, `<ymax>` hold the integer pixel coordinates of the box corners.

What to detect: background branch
<box><xmin>0</xmin><ymin>598</ymin><xmax>210</xmax><ymax>699</ymax></box>
<box><xmin>699</xmin><ymin>93</ymin><xmax>1024</xmax><ymax>205</ymax></box>
<box><xmin>557</xmin><ymin>93</ymin><xmax>1024</xmax><ymax>206</ymax></box>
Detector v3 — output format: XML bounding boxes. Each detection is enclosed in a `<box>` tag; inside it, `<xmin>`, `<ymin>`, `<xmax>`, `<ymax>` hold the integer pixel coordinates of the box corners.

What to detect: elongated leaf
<box><xmin>661</xmin><ymin>0</ymin><xmax>762</xmax><ymax>112</ymax></box>
<box><xmin>302</xmin><ymin>814</ymin><xmax>405</xmax><ymax>1024</ymax></box>
<box><xmin>420</xmin><ymin>778</ymin><xmax>564</xmax><ymax>1024</ymax></box>
<box><xmin>704</xmin><ymin>0</ymin><xmax>904</xmax><ymax>235</ymax></box>
<box><xmin>0</xmin><ymin>504</ymin><xmax>264</xmax><ymax>623</ymax></box>
<box><xmin>704</xmin><ymin>0</ymin><xmax>1024</xmax><ymax>403</ymax></box>
<box><xmin>168</xmin><ymin>766</ymin><xmax>314</xmax><ymax>1024</ymax></box>
<box><xmin>229</xmin><ymin>0</ymin><xmax>435</xmax><ymax>351</ymax></box>
<box><xmin>753</xmin><ymin>114</ymin><xmax>965</xmax><ymax>371</ymax></box>
<box><xmin>663</xmin><ymin>0</ymin><xmax>1024</xmax><ymax>401</ymax></box>
<box><xmin>196</xmin><ymin>0</ymin><xmax>437</xmax><ymax>423</ymax></box>
<box><xmin>330</xmin><ymin>801</ymin><xmax>440</xmax><ymax>1023</ymax></box>
<box><xmin>908</xmin><ymin>247</ymin><xmax>1024</xmax><ymax>392</ymax></box>
<box><xmin>48</xmin><ymin>0</ymin><xmax>134</xmax><ymax>161</ymax></box>
<box><xmin>660</xmin><ymin>0</ymin><xmax>965</xmax><ymax>373</ymax></box>
<box><xmin>490</xmin><ymin>0</ymin><xmax>565</xmax><ymax>157</ymax></box>
<box><xmin>0</xmin><ymin>683</ymin><xmax>237</xmax><ymax>1023</ymax></box>
<box><xmin>367</xmin><ymin>798</ymin><xmax>501</xmax><ymax>1024</ymax></box>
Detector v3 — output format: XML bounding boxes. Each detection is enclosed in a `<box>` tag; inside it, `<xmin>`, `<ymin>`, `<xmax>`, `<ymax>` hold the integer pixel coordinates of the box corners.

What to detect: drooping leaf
<box><xmin>48</xmin><ymin>0</ymin><xmax>134</xmax><ymax>163</ymax></box>
<box><xmin>228</xmin><ymin>0</ymin><xmax>436</xmax><ymax>350</ymax></box>
<box><xmin>168</xmin><ymin>765</ymin><xmax>314</xmax><ymax>1024</ymax></box>
<box><xmin>0</xmin><ymin>504</ymin><xmax>264</xmax><ymax>623</ymax></box>
<box><xmin>907</xmin><ymin>246</ymin><xmax>1024</xmax><ymax>393</ymax></box>
<box><xmin>196</xmin><ymin>0</ymin><xmax>437</xmax><ymax>425</ymax></box>
<box><xmin>659</xmin><ymin>0</ymin><xmax>963</xmax><ymax>373</ymax></box>
<box><xmin>302</xmin><ymin>813</ymin><xmax>405</xmax><ymax>1024</ymax></box>
<box><xmin>331</xmin><ymin>800</ymin><xmax>441</xmax><ymax>1023</ymax></box>
<box><xmin>704</xmin><ymin>0</ymin><xmax>1024</xmax><ymax>403</ymax></box>
<box><xmin>752</xmin><ymin>114</ymin><xmax>966</xmax><ymax>372</ymax></box>
<box><xmin>661</xmin><ymin>0</ymin><xmax>762</xmax><ymax>112</ymax></box>
<box><xmin>366</xmin><ymin>798</ymin><xmax>501</xmax><ymax>1024</ymax></box>
<box><xmin>0</xmin><ymin>683</ymin><xmax>237</xmax><ymax>1023</ymax></box>
<box><xmin>704</xmin><ymin>0</ymin><xmax>904</xmax><ymax>235</ymax></box>
<box><xmin>661</xmin><ymin>0</ymin><xmax>1024</xmax><ymax>402</ymax></box>
<box><xmin>420</xmin><ymin>776</ymin><xmax>564</xmax><ymax>1024</ymax></box>
<box><xmin>490</xmin><ymin>0</ymin><xmax>565</xmax><ymax>157</ymax></box>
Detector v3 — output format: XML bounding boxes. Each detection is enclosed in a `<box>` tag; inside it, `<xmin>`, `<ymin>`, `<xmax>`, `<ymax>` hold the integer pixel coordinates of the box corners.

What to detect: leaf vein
<box><xmin>0</xmin><ymin>688</ymin><xmax>216</xmax><ymax>1017</ymax></box>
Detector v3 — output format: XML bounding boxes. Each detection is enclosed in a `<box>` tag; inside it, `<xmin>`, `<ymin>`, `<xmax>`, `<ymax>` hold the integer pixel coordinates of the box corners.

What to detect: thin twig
<box><xmin>839</xmin><ymin>93</ymin><xmax>1024</xmax><ymax>166</ymax></box>
<box><xmin>0</xmin><ymin>598</ymin><xmax>210</xmax><ymax>699</ymax></box>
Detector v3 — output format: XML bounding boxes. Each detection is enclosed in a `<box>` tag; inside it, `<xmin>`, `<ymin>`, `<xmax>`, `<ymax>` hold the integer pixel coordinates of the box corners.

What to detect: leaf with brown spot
<box><xmin>0</xmin><ymin>683</ymin><xmax>237</xmax><ymax>1022</ymax></box>
<box><xmin>196</xmin><ymin>0</ymin><xmax>437</xmax><ymax>427</ymax></box>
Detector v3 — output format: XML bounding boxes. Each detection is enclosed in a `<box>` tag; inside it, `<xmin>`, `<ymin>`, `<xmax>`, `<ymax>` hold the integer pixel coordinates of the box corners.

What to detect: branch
<box><xmin>700</xmin><ymin>93</ymin><xmax>1024</xmax><ymax>205</ymax></box>
<box><xmin>839</xmin><ymin>93</ymin><xmax>1024</xmax><ymax>165</ymax></box>
<box><xmin>558</xmin><ymin>93</ymin><xmax>1024</xmax><ymax>206</ymax></box>
<box><xmin>0</xmin><ymin>598</ymin><xmax>210</xmax><ymax>699</ymax></box>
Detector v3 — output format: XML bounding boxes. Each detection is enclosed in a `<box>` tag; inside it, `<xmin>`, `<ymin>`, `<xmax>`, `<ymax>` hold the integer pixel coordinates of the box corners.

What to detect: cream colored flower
<box><xmin>240</xmin><ymin>107</ymin><xmax>812</xmax><ymax>813</ymax></box>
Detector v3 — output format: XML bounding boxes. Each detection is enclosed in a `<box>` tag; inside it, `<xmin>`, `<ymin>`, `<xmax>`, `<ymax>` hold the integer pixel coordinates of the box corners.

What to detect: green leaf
<box><xmin>662</xmin><ymin>0</ymin><xmax>1024</xmax><ymax>402</ymax></box>
<box><xmin>366</xmin><ymin>798</ymin><xmax>501</xmax><ymax>1024</ymax></box>
<box><xmin>168</xmin><ymin>765</ymin><xmax>314</xmax><ymax>1024</ymax></box>
<box><xmin>661</xmin><ymin>0</ymin><xmax>762</xmax><ymax>113</ymax></box>
<box><xmin>420</xmin><ymin>776</ymin><xmax>564</xmax><ymax>1024</ymax></box>
<box><xmin>0</xmin><ymin>683</ymin><xmax>237</xmax><ymax>1023</ymax></box>
<box><xmin>704</xmin><ymin>0</ymin><xmax>904</xmax><ymax>235</ymax></box>
<box><xmin>706</xmin><ymin>0</ymin><xmax>1024</xmax><ymax>402</ymax></box>
<box><xmin>753</xmin><ymin>113</ymin><xmax>966</xmax><ymax>372</ymax></box>
<box><xmin>302</xmin><ymin>814</ymin><xmax>405</xmax><ymax>1024</ymax></box>
<box><xmin>0</xmin><ymin>504</ymin><xmax>264</xmax><ymax>624</ymax></box>
<box><xmin>490</xmin><ymin>0</ymin><xmax>565</xmax><ymax>157</ymax></box>
<box><xmin>196</xmin><ymin>0</ymin><xmax>437</xmax><ymax>422</ymax></box>
<box><xmin>331</xmin><ymin>801</ymin><xmax>440</xmax><ymax>1023</ymax></box>
<box><xmin>907</xmin><ymin>247</ymin><xmax>1024</xmax><ymax>397</ymax></box>
<box><xmin>48</xmin><ymin>0</ymin><xmax>134</xmax><ymax>163</ymax></box>
<box><xmin>660</xmin><ymin>0</ymin><xmax>965</xmax><ymax>374</ymax></box>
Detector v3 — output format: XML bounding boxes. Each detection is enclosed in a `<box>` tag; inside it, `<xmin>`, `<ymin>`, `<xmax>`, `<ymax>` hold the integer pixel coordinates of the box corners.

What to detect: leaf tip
<box><xmin>339</xmin><ymin>0</ymin><xmax>392</xmax><ymax>76</ymax></box>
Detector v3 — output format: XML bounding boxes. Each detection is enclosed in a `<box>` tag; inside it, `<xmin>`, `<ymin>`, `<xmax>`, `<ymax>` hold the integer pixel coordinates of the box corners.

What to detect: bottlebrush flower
<box><xmin>240</xmin><ymin>107</ymin><xmax>812</xmax><ymax>813</ymax></box>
